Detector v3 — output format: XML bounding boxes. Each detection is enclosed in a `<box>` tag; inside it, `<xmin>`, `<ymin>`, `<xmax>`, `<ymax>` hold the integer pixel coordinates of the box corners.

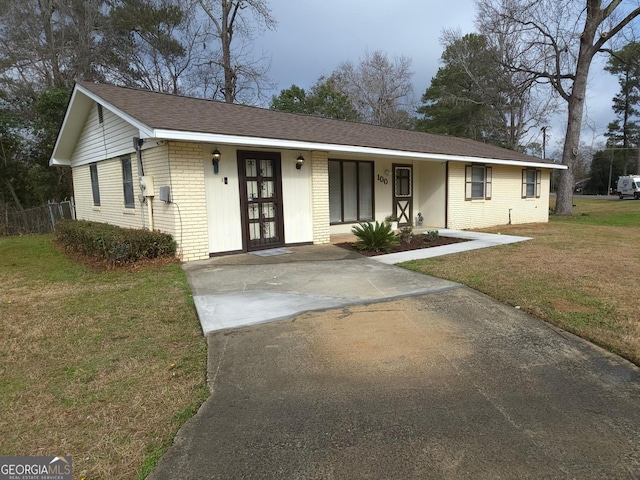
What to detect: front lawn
<box><xmin>0</xmin><ymin>235</ymin><xmax>207</xmax><ymax>479</ymax></box>
<box><xmin>401</xmin><ymin>196</ymin><xmax>640</xmax><ymax>365</ymax></box>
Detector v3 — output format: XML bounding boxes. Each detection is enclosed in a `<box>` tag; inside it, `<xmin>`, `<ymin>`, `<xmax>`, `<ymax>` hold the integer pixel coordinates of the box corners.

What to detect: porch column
<box><xmin>310</xmin><ymin>150</ymin><xmax>330</xmax><ymax>244</ymax></box>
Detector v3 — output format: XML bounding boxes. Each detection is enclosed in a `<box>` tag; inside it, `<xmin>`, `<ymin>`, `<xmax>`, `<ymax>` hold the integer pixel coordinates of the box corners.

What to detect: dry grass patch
<box><xmin>401</xmin><ymin>197</ymin><xmax>640</xmax><ymax>364</ymax></box>
<box><xmin>0</xmin><ymin>235</ymin><xmax>207</xmax><ymax>479</ymax></box>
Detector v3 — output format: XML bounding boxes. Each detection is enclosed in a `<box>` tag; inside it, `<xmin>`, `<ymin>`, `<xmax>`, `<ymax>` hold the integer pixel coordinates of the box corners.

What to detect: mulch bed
<box><xmin>335</xmin><ymin>235</ymin><xmax>469</xmax><ymax>257</ymax></box>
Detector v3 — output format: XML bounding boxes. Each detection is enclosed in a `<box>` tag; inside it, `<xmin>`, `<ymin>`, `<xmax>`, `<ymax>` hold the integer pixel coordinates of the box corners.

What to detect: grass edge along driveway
<box><xmin>401</xmin><ymin>196</ymin><xmax>640</xmax><ymax>366</ymax></box>
<box><xmin>0</xmin><ymin>235</ymin><xmax>208</xmax><ymax>479</ymax></box>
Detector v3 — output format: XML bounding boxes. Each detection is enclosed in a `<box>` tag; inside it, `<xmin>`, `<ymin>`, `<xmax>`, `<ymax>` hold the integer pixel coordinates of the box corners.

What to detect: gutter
<box><xmin>149</xmin><ymin>129</ymin><xmax>567</xmax><ymax>170</ymax></box>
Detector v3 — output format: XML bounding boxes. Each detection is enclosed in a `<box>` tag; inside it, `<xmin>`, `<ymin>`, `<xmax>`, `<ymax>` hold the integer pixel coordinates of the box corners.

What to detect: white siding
<box><xmin>205</xmin><ymin>145</ymin><xmax>243</xmax><ymax>254</ymax></box>
<box><xmin>204</xmin><ymin>147</ymin><xmax>314</xmax><ymax>253</ymax></box>
<box><xmin>282</xmin><ymin>150</ymin><xmax>313</xmax><ymax>244</ymax></box>
<box><xmin>70</xmin><ymin>102</ymin><xmax>138</xmax><ymax>167</ymax></box>
<box><xmin>415</xmin><ymin>161</ymin><xmax>446</xmax><ymax>228</ymax></box>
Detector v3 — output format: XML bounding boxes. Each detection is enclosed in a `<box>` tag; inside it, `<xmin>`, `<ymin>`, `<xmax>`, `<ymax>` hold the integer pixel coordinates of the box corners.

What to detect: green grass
<box><xmin>0</xmin><ymin>235</ymin><xmax>207</xmax><ymax>479</ymax></box>
<box><xmin>554</xmin><ymin>209</ymin><xmax>640</xmax><ymax>227</ymax></box>
<box><xmin>401</xmin><ymin>196</ymin><xmax>640</xmax><ymax>365</ymax></box>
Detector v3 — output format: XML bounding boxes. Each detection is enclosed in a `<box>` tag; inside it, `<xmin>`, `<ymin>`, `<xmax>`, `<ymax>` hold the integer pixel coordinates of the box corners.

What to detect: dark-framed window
<box><xmin>465</xmin><ymin>165</ymin><xmax>492</xmax><ymax>200</ymax></box>
<box><xmin>329</xmin><ymin>159</ymin><xmax>374</xmax><ymax>224</ymax></box>
<box><xmin>89</xmin><ymin>163</ymin><xmax>100</xmax><ymax>206</ymax></box>
<box><xmin>522</xmin><ymin>169</ymin><xmax>541</xmax><ymax>198</ymax></box>
<box><xmin>121</xmin><ymin>155</ymin><xmax>135</xmax><ymax>208</ymax></box>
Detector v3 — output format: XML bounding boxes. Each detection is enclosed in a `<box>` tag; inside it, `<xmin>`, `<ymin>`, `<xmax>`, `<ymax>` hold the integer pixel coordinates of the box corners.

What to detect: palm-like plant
<box><xmin>351</xmin><ymin>221</ymin><xmax>399</xmax><ymax>252</ymax></box>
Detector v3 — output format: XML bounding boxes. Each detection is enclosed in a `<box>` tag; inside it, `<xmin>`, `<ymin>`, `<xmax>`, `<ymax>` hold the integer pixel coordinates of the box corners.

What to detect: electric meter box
<box><xmin>140</xmin><ymin>176</ymin><xmax>155</xmax><ymax>197</ymax></box>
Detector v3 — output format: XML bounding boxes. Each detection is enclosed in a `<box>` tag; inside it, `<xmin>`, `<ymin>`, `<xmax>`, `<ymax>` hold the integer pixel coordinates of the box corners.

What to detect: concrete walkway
<box><xmin>372</xmin><ymin>229</ymin><xmax>531</xmax><ymax>264</ymax></box>
<box><xmin>184</xmin><ymin>230</ymin><xmax>530</xmax><ymax>334</ymax></box>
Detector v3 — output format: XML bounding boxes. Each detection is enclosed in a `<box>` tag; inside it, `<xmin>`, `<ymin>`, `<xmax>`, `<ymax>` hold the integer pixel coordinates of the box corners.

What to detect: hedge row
<box><xmin>55</xmin><ymin>220</ymin><xmax>177</xmax><ymax>265</ymax></box>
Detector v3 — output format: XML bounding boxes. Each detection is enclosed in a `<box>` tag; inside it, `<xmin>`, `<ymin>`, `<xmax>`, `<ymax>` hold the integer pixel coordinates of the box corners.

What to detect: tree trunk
<box><xmin>5</xmin><ymin>179</ymin><xmax>24</xmax><ymax>212</ymax></box>
<box><xmin>221</xmin><ymin>1</ymin><xmax>235</xmax><ymax>103</ymax></box>
<box><xmin>555</xmin><ymin>4</ymin><xmax>599</xmax><ymax>215</ymax></box>
<box><xmin>555</xmin><ymin>75</ymin><xmax>589</xmax><ymax>214</ymax></box>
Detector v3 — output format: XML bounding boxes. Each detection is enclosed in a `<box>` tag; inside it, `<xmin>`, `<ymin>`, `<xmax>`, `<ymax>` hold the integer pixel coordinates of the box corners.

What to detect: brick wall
<box><xmin>167</xmin><ymin>142</ymin><xmax>210</xmax><ymax>261</ymax></box>
<box><xmin>72</xmin><ymin>155</ymin><xmax>144</xmax><ymax>229</ymax></box>
<box><xmin>447</xmin><ymin>162</ymin><xmax>550</xmax><ymax>229</ymax></box>
<box><xmin>311</xmin><ymin>151</ymin><xmax>330</xmax><ymax>244</ymax></box>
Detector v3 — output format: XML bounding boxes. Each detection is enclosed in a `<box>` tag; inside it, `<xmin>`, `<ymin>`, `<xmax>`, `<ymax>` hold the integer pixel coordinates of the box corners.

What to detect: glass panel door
<box><xmin>239</xmin><ymin>153</ymin><xmax>284</xmax><ymax>251</ymax></box>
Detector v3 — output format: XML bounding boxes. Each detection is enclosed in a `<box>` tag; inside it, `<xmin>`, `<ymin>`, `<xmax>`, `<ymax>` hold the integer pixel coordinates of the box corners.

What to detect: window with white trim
<box><xmin>522</xmin><ymin>169</ymin><xmax>541</xmax><ymax>198</ymax></box>
<box><xmin>90</xmin><ymin>163</ymin><xmax>100</xmax><ymax>206</ymax></box>
<box><xmin>121</xmin><ymin>156</ymin><xmax>135</xmax><ymax>208</ymax></box>
<box><xmin>465</xmin><ymin>165</ymin><xmax>492</xmax><ymax>200</ymax></box>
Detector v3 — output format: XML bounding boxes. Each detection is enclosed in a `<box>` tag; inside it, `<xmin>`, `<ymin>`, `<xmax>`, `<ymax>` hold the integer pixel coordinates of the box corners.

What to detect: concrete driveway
<box><xmin>150</xmin><ymin>245</ymin><xmax>640</xmax><ymax>479</ymax></box>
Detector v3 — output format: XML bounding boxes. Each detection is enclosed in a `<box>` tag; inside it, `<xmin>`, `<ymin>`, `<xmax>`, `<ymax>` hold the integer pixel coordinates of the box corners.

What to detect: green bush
<box><xmin>398</xmin><ymin>226</ymin><xmax>413</xmax><ymax>243</ymax></box>
<box><xmin>55</xmin><ymin>220</ymin><xmax>177</xmax><ymax>265</ymax></box>
<box><xmin>424</xmin><ymin>230</ymin><xmax>439</xmax><ymax>242</ymax></box>
<box><xmin>351</xmin><ymin>221</ymin><xmax>399</xmax><ymax>252</ymax></box>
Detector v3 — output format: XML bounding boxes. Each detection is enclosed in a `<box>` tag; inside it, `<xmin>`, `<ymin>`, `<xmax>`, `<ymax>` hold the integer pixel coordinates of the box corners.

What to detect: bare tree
<box><xmin>477</xmin><ymin>0</ymin><xmax>640</xmax><ymax>214</ymax></box>
<box><xmin>331</xmin><ymin>50</ymin><xmax>415</xmax><ymax>128</ymax></box>
<box><xmin>195</xmin><ymin>0</ymin><xmax>276</xmax><ymax>103</ymax></box>
<box><xmin>0</xmin><ymin>0</ymin><xmax>105</xmax><ymax>89</ymax></box>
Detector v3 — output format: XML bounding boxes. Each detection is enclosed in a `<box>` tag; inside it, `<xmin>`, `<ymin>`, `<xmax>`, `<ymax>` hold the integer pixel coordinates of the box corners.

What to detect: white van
<box><xmin>617</xmin><ymin>175</ymin><xmax>640</xmax><ymax>199</ymax></box>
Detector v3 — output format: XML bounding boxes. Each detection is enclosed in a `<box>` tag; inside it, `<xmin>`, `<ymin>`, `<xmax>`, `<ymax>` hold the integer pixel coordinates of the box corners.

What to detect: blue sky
<box><xmin>258</xmin><ymin>0</ymin><xmax>621</xmax><ymax>157</ymax></box>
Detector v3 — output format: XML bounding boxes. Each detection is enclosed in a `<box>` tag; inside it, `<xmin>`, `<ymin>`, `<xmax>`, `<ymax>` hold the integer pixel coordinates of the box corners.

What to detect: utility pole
<box><xmin>542</xmin><ymin>126</ymin><xmax>551</xmax><ymax>193</ymax></box>
<box><xmin>608</xmin><ymin>150</ymin><xmax>614</xmax><ymax>196</ymax></box>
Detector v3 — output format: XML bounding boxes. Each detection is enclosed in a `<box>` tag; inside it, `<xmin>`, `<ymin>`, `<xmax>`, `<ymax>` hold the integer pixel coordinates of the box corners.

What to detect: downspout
<box><xmin>444</xmin><ymin>161</ymin><xmax>449</xmax><ymax>228</ymax></box>
<box><xmin>133</xmin><ymin>137</ymin><xmax>154</xmax><ymax>230</ymax></box>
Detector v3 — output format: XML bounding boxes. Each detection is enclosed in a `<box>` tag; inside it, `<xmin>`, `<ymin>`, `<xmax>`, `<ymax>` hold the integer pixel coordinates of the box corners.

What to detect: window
<box><xmin>465</xmin><ymin>165</ymin><xmax>492</xmax><ymax>200</ymax></box>
<box><xmin>89</xmin><ymin>163</ymin><xmax>100</xmax><ymax>206</ymax></box>
<box><xmin>329</xmin><ymin>159</ymin><xmax>374</xmax><ymax>223</ymax></box>
<box><xmin>522</xmin><ymin>169</ymin><xmax>541</xmax><ymax>198</ymax></box>
<box><xmin>395</xmin><ymin>167</ymin><xmax>411</xmax><ymax>197</ymax></box>
<box><xmin>121</xmin><ymin>156</ymin><xmax>135</xmax><ymax>208</ymax></box>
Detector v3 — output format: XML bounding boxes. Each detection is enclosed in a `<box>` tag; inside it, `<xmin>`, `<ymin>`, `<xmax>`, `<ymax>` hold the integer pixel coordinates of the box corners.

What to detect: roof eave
<box><xmin>149</xmin><ymin>129</ymin><xmax>568</xmax><ymax>170</ymax></box>
<box><xmin>50</xmin><ymin>157</ymin><xmax>71</xmax><ymax>167</ymax></box>
<box><xmin>49</xmin><ymin>83</ymin><xmax>155</xmax><ymax>166</ymax></box>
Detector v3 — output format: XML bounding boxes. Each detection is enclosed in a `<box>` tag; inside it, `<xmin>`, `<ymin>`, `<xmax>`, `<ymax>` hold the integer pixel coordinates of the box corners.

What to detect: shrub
<box><xmin>398</xmin><ymin>226</ymin><xmax>414</xmax><ymax>243</ymax></box>
<box><xmin>351</xmin><ymin>221</ymin><xmax>399</xmax><ymax>252</ymax></box>
<box><xmin>55</xmin><ymin>220</ymin><xmax>177</xmax><ymax>265</ymax></box>
<box><xmin>424</xmin><ymin>230</ymin><xmax>439</xmax><ymax>242</ymax></box>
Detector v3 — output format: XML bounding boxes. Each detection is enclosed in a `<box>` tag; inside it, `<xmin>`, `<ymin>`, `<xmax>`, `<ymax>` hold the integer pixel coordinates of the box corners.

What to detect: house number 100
<box><xmin>377</xmin><ymin>174</ymin><xmax>388</xmax><ymax>184</ymax></box>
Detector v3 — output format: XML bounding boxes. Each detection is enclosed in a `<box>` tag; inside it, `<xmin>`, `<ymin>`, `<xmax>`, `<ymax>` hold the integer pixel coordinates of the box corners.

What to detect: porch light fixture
<box><xmin>296</xmin><ymin>154</ymin><xmax>305</xmax><ymax>170</ymax></box>
<box><xmin>212</xmin><ymin>148</ymin><xmax>221</xmax><ymax>174</ymax></box>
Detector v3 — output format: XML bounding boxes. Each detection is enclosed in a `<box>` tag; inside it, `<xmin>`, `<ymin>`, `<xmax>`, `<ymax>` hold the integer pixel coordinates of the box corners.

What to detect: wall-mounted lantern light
<box><xmin>212</xmin><ymin>148</ymin><xmax>221</xmax><ymax>174</ymax></box>
<box><xmin>296</xmin><ymin>154</ymin><xmax>305</xmax><ymax>170</ymax></box>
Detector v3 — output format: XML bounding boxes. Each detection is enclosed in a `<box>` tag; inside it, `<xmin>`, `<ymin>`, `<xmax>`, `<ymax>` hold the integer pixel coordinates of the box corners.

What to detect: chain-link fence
<box><xmin>0</xmin><ymin>199</ymin><xmax>76</xmax><ymax>236</ymax></box>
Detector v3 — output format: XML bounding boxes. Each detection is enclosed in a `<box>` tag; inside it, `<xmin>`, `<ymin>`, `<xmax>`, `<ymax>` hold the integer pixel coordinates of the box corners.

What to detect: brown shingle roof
<box><xmin>77</xmin><ymin>81</ymin><xmax>551</xmax><ymax>165</ymax></box>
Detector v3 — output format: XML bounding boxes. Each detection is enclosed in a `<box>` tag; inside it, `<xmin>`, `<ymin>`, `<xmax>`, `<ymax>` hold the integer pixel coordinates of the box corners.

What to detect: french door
<box><xmin>238</xmin><ymin>151</ymin><xmax>285</xmax><ymax>251</ymax></box>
